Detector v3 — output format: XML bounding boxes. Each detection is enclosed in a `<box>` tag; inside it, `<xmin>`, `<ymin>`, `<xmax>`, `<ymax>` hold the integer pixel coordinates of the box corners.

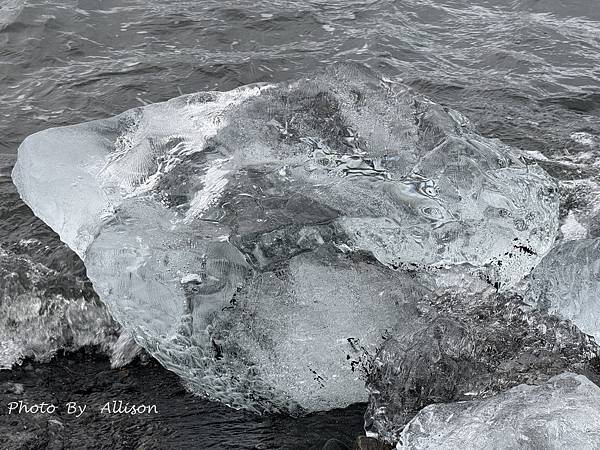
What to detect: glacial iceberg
<box><xmin>397</xmin><ymin>373</ymin><xmax>600</xmax><ymax>450</ymax></box>
<box><xmin>526</xmin><ymin>238</ymin><xmax>600</xmax><ymax>341</ymax></box>
<box><xmin>12</xmin><ymin>64</ymin><xmax>560</xmax><ymax>413</ymax></box>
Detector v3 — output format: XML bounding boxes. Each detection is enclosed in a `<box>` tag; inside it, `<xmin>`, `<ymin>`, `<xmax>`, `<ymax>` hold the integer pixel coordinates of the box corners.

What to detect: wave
<box><xmin>0</xmin><ymin>247</ymin><xmax>139</xmax><ymax>369</ymax></box>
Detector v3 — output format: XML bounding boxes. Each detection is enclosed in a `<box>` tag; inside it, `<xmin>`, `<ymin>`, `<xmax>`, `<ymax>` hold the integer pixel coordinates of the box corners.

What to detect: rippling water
<box><xmin>1</xmin><ymin>0</ymin><xmax>600</xmax><ymax>447</ymax></box>
<box><xmin>2</xmin><ymin>0</ymin><xmax>600</xmax><ymax>256</ymax></box>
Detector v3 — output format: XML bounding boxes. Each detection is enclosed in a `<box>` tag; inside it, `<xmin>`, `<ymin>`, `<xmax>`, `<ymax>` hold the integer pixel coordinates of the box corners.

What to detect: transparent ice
<box><xmin>12</xmin><ymin>65</ymin><xmax>559</xmax><ymax>413</ymax></box>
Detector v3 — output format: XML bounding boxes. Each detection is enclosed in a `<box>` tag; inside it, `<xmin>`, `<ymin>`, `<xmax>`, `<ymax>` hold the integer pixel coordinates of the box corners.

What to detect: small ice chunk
<box><xmin>526</xmin><ymin>238</ymin><xmax>600</xmax><ymax>341</ymax></box>
<box><xmin>397</xmin><ymin>373</ymin><xmax>600</xmax><ymax>450</ymax></box>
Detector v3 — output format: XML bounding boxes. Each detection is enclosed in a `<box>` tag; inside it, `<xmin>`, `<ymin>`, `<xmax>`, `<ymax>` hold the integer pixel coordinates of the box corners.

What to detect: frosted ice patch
<box><xmin>560</xmin><ymin>210</ymin><xmax>587</xmax><ymax>240</ymax></box>
<box><xmin>184</xmin><ymin>158</ymin><xmax>230</xmax><ymax>222</ymax></box>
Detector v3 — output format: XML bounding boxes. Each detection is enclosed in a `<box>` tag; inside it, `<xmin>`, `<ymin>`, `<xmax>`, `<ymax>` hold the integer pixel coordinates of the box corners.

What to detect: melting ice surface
<box><xmin>12</xmin><ymin>65</ymin><xmax>559</xmax><ymax>413</ymax></box>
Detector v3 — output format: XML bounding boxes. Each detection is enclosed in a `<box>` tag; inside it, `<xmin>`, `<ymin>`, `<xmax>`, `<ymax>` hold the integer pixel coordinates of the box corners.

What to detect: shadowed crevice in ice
<box><xmin>12</xmin><ymin>64</ymin><xmax>560</xmax><ymax>413</ymax></box>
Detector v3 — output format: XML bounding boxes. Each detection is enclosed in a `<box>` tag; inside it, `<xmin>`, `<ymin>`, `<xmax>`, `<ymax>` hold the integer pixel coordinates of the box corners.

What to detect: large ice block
<box><xmin>12</xmin><ymin>64</ymin><xmax>559</xmax><ymax>413</ymax></box>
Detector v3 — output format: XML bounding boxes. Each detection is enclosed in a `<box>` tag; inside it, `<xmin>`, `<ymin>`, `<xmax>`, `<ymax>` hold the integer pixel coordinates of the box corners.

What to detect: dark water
<box><xmin>1</xmin><ymin>0</ymin><xmax>599</xmax><ymax>447</ymax></box>
<box><xmin>0</xmin><ymin>350</ymin><xmax>366</xmax><ymax>449</ymax></box>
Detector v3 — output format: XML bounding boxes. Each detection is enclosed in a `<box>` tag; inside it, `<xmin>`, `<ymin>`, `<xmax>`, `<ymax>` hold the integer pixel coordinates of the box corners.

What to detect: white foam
<box><xmin>571</xmin><ymin>132</ymin><xmax>597</xmax><ymax>148</ymax></box>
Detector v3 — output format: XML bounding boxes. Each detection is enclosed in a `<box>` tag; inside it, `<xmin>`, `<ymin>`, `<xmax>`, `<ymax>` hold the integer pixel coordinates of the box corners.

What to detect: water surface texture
<box><xmin>2</xmin><ymin>0</ymin><xmax>600</xmax><ymax>258</ymax></box>
<box><xmin>1</xmin><ymin>0</ymin><xmax>600</xmax><ymax>447</ymax></box>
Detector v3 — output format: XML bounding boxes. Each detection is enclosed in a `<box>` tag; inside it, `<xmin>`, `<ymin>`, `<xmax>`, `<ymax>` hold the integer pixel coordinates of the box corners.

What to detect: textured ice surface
<box><xmin>364</xmin><ymin>292</ymin><xmax>599</xmax><ymax>444</ymax></box>
<box><xmin>12</xmin><ymin>64</ymin><xmax>559</xmax><ymax>413</ymax></box>
<box><xmin>526</xmin><ymin>238</ymin><xmax>600</xmax><ymax>341</ymax></box>
<box><xmin>397</xmin><ymin>373</ymin><xmax>600</xmax><ymax>450</ymax></box>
